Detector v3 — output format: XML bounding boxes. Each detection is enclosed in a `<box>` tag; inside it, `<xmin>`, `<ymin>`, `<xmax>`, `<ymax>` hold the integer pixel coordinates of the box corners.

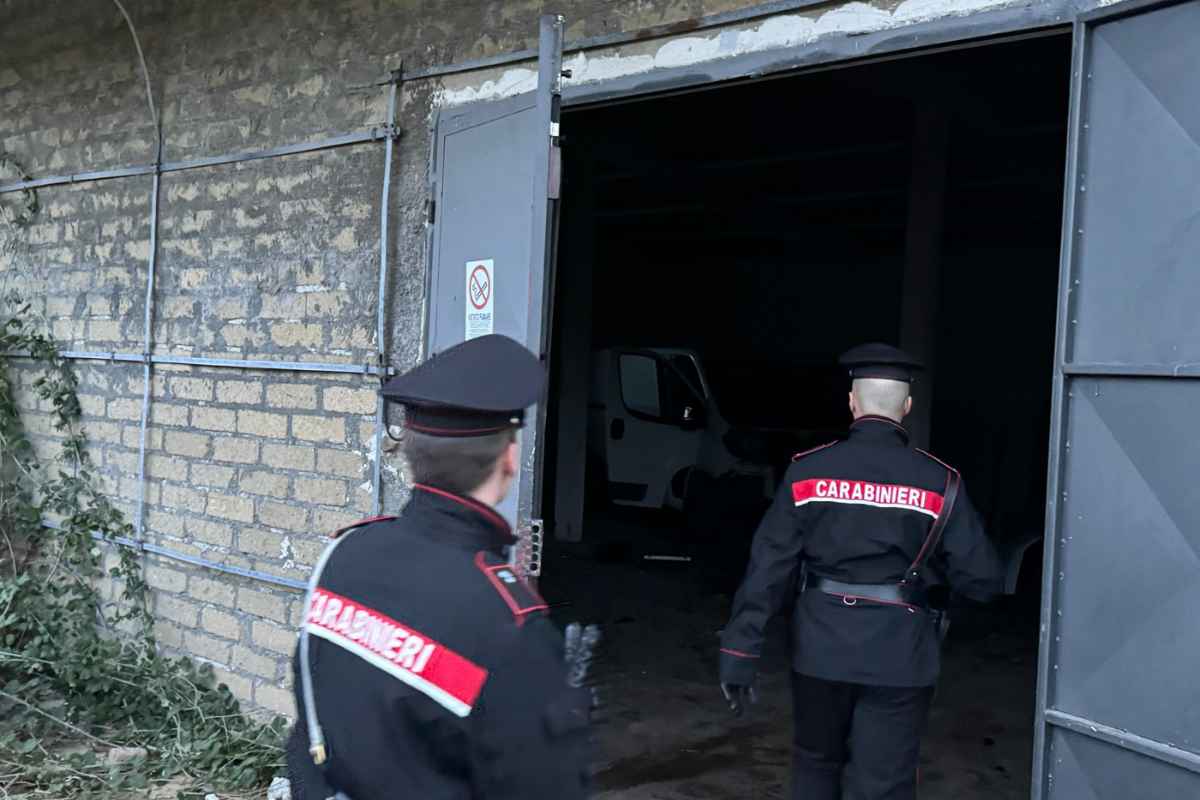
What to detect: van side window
<box><xmin>619</xmin><ymin>354</ymin><xmax>661</xmax><ymax>417</ymax></box>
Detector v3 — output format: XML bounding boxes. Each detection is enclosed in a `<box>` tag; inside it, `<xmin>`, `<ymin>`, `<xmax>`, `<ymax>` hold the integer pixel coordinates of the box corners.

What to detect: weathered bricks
<box><xmin>323</xmin><ymin>386</ymin><xmax>376</xmax><ymax>415</ymax></box>
<box><xmin>216</xmin><ymin>380</ymin><xmax>263</xmax><ymax>404</ymax></box>
<box><xmin>261</xmin><ymin>443</ymin><xmax>315</xmax><ymax>471</ymax></box>
<box><xmin>237</xmin><ymin>410</ymin><xmax>288</xmax><ymax>438</ymax></box>
<box><xmin>292</xmin><ymin>414</ymin><xmax>345</xmax><ymax>443</ymax></box>
<box><xmin>294</xmin><ymin>477</ymin><xmax>346</xmax><ymax>505</ymax></box>
<box><xmin>317</xmin><ymin>447</ymin><xmax>364</xmax><ymax>477</ymax></box>
<box><xmin>213</xmin><ymin>436</ymin><xmax>259</xmax><ymax>464</ymax></box>
<box><xmin>251</xmin><ymin>620</ymin><xmax>296</xmax><ymax>656</ymax></box>
<box><xmin>266</xmin><ymin>383</ymin><xmax>317</xmax><ymax>409</ymax></box>
<box><xmin>206</xmin><ymin>492</ymin><xmax>254</xmax><ymax>523</ymax></box>
<box><xmin>240</xmin><ymin>470</ymin><xmax>289</xmax><ymax>497</ymax></box>
<box><xmin>258</xmin><ymin>501</ymin><xmax>309</xmax><ymax>532</ymax></box>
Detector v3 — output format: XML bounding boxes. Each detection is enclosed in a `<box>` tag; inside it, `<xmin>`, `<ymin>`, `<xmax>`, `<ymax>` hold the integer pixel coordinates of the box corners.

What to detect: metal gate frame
<box><xmin>421</xmin><ymin>15</ymin><xmax>564</xmax><ymax>577</ymax></box>
<box><xmin>1031</xmin><ymin>1</ymin><xmax>1200</xmax><ymax>796</ymax></box>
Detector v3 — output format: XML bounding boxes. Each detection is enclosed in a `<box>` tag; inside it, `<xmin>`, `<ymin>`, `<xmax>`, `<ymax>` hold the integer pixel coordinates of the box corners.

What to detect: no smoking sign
<box><xmin>465</xmin><ymin>259</ymin><xmax>495</xmax><ymax>340</ymax></box>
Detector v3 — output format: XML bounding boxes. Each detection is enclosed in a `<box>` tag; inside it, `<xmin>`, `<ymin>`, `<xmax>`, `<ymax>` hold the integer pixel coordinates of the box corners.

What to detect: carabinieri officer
<box><xmin>286</xmin><ymin>334</ymin><xmax>591</xmax><ymax>799</ymax></box>
<box><xmin>719</xmin><ymin>343</ymin><xmax>1002</xmax><ymax>800</ymax></box>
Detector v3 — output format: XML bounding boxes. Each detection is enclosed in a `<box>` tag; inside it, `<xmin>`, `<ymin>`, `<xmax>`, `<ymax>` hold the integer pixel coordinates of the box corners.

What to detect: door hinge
<box><xmin>426</xmin><ymin>198</ymin><xmax>436</xmax><ymax>225</ymax></box>
<box><xmin>526</xmin><ymin>518</ymin><xmax>544</xmax><ymax>577</ymax></box>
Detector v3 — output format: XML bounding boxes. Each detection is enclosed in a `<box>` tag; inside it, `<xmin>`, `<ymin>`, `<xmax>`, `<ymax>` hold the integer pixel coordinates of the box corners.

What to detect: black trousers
<box><xmin>791</xmin><ymin>673</ymin><xmax>934</xmax><ymax>800</ymax></box>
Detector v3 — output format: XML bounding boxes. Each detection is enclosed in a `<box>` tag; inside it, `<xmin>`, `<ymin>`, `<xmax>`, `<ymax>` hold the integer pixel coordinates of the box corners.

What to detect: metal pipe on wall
<box><xmin>372</xmin><ymin>80</ymin><xmax>400</xmax><ymax>517</ymax></box>
<box><xmin>1</xmin><ymin>351</ymin><xmax>393</xmax><ymax>376</ymax></box>
<box><xmin>42</xmin><ymin>517</ymin><xmax>307</xmax><ymax>590</ymax></box>
<box><xmin>134</xmin><ymin>165</ymin><xmax>160</xmax><ymax>541</ymax></box>
<box><xmin>0</xmin><ymin>129</ymin><xmax>393</xmax><ymax>196</ymax></box>
<box><xmin>113</xmin><ymin>0</ymin><xmax>163</xmax><ymax>546</ymax></box>
<box><xmin>68</xmin><ymin>524</ymin><xmax>308</xmax><ymax>591</ymax></box>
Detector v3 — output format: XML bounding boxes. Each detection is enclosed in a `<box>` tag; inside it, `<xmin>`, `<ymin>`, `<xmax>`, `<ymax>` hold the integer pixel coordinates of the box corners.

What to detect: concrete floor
<box><xmin>543</xmin><ymin>518</ymin><xmax>1037</xmax><ymax>800</ymax></box>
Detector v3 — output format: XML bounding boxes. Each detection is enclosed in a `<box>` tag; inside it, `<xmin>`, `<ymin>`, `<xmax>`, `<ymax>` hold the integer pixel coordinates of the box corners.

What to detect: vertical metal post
<box><xmin>372</xmin><ymin>79</ymin><xmax>399</xmax><ymax>517</ymax></box>
<box><xmin>1030</xmin><ymin>19</ymin><xmax>1088</xmax><ymax>800</ymax></box>
<box><xmin>512</xmin><ymin>13</ymin><xmax>565</xmax><ymax>580</ymax></box>
<box><xmin>134</xmin><ymin>150</ymin><xmax>162</xmax><ymax>542</ymax></box>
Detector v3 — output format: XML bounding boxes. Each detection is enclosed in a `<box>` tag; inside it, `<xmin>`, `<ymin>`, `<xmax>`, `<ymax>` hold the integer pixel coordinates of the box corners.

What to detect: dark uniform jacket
<box><xmin>286</xmin><ymin>484</ymin><xmax>591</xmax><ymax>799</ymax></box>
<box><xmin>720</xmin><ymin>416</ymin><xmax>1003</xmax><ymax>688</ymax></box>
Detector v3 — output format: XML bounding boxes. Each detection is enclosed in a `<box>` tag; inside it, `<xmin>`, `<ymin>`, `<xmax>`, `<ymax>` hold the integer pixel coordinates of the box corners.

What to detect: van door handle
<box><xmin>611</xmin><ymin>419</ymin><xmax>625</xmax><ymax>440</ymax></box>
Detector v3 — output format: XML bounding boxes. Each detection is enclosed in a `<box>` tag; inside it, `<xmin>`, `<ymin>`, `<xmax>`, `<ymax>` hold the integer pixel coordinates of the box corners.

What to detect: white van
<box><xmin>586</xmin><ymin>347</ymin><xmax>834</xmax><ymax>535</ymax></box>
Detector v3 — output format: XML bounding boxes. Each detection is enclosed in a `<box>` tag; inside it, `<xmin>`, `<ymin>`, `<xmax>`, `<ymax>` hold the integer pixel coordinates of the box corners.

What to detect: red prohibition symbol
<box><xmin>469</xmin><ymin>265</ymin><xmax>491</xmax><ymax>310</ymax></box>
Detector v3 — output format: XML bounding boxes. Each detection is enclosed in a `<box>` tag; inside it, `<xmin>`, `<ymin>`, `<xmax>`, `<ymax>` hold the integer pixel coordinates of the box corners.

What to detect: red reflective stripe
<box><xmin>720</xmin><ymin>648</ymin><xmax>759</xmax><ymax>659</ymax></box>
<box><xmin>306</xmin><ymin>588</ymin><xmax>488</xmax><ymax>715</ymax></box>
<box><xmin>791</xmin><ymin>478</ymin><xmax>943</xmax><ymax>518</ymax></box>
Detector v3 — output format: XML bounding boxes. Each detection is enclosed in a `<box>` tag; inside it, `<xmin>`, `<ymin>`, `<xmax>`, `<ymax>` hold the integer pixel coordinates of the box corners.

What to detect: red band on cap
<box><xmin>404</xmin><ymin>420</ymin><xmax>513</xmax><ymax>436</ymax></box>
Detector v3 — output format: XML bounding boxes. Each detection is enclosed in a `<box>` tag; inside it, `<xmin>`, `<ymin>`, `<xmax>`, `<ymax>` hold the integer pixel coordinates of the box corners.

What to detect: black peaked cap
<box><xmin>838</xmin><ymin>342</ymin><xmax>924</xmax><ymax>383</ymax></box>
<box><xmin>381</xmin><ymin>334</ymin><xmax>545</xmax><ymax>437</ymax></box>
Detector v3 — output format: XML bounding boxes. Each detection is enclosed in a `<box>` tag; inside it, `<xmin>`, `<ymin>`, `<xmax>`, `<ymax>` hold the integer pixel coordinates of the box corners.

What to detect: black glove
<box><xmin>718</xmin><ymin>646</ymin><xmax>758</xmax><ymax>717</ymax></box>
<box><xmin>720</xmin><ymin>682</ymin><xmax>757</xmax><ymax>717</ymax></box>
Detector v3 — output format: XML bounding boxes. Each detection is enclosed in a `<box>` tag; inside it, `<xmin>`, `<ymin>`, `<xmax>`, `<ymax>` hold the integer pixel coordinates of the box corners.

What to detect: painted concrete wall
<box><xmin>1</xmin><ymin>0</ymin><xmax>1059</xmax><ymax>717</ymax></box>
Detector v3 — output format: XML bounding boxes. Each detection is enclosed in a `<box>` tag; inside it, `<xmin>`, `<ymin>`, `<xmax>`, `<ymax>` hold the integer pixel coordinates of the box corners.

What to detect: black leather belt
<box><xmin>806</xmin><ymin>575</ymin><xmax>926</xmax><ymax>608</ymax></box>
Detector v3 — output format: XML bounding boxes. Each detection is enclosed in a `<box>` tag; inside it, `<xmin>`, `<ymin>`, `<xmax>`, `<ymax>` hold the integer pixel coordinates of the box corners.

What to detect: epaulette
<box><xmin>792</xmin><ymin>440</ymin><xmax>840</xmax><ymax>462</ymax></box>
<box><xmin>331</xmin><ymin>514</ymin><xmax>398</xmax><ymax>539</ymax></box>
<box><xmin>915</xmin><ymin>448</ymin><xmax>961</xmax><ymax>476</ymax></box>
<box><xmin>474</xmin><ymin>552</ymin><xmax>549</xmax><ymax>626</ymax></box>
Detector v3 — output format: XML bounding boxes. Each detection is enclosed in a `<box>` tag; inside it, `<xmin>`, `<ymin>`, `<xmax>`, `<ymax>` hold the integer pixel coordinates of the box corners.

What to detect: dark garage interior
<box><xmin>541</xmin><ymin>32</ymin><xmax>1071</xmax><ymax>799</ymax></box>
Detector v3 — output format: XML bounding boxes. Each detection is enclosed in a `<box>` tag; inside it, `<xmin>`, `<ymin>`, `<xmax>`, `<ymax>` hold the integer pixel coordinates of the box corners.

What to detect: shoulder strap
<box><xmin>300</xmin><ymin>521</ymin><xmax>377</xmax><ymax>768</ymax></box>
<box><xmin>901</xmin><ymin>468</ymin><xmax>961</xmax><ymax>585</ymax></box>
<box><xmin>474</xmin><ymin>551</ymin><xmax>549</xmax><ymax>625</ymax></box>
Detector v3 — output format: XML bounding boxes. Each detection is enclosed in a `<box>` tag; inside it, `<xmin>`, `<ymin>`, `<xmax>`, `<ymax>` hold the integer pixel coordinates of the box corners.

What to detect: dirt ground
<box><xmin>543</xmin><ymin>514</ymin><xmax>1037</xmax><ymax>800</ymax></box>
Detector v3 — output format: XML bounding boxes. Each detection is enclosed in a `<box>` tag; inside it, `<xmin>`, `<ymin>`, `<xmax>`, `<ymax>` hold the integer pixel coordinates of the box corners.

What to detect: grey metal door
<box><xmin>1034</xmin><ymin>1</ymin><xmax>1200</xmax><ymax>796</ymax></box>
<box><xmin>425</xmin><ymin>15</ymin><xmax>564</xmax><ymax>577</ymax></box>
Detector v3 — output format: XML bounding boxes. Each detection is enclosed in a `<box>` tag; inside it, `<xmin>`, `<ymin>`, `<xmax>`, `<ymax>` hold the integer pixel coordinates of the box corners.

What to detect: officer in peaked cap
<box><xmin>719</xmin><ymin>343</ymin><xmax>1002</xmax><ymax>800</ymax></box>
<box><xmin>286</xmin><ymin>334</ymin><xmax>592</xmax><ymax>800</ymax></box>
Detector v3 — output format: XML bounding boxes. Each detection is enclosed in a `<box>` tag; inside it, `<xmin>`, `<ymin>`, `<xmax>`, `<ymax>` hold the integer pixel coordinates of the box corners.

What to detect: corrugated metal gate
<box><xmin>1034</xmin><ymin>0</ymin><xmax>1200</xmax><ymax>796</ymax></box>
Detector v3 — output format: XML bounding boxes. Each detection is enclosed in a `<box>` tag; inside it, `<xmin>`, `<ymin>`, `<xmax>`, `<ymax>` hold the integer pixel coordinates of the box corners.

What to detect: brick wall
<box><xmin>0</xmin><ymin>0</ymin><xmax>814</xmax><ymax>715</ymax></box>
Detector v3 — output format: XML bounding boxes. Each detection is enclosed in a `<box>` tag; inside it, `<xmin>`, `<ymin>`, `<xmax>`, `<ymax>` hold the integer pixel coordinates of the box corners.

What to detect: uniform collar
<box><xmin>406</xmin><ymin>483</ymin><xmax>516</xmax><ymax>552</ymax></box>
<box><xmin>848</xmin><ymin>415</ymin><xmax>911</xmax><ymax>445</ymax></box>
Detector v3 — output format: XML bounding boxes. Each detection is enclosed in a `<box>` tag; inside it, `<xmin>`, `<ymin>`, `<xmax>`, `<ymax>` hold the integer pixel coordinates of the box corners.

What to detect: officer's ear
<box><xmin>903</xmin><ymin>394</ymin><xmax>913</xmax><ymax>418</ymax></box>
<box><xmin>847</xmin><ymin>391</ymin><xmax>857</xmax><ymax>418</ymax></box>
<box><xmin>499</xmin><ymin>438</ymin><xmax>519</xmax><ymax>480</ymax></box>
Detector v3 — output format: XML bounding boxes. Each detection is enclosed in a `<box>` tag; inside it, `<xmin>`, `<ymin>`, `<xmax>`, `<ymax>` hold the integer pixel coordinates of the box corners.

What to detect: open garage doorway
<box><xmin>540</xmin><ymin>32</ymin><xmax>1071</xmax><ymax>799</ymax></box>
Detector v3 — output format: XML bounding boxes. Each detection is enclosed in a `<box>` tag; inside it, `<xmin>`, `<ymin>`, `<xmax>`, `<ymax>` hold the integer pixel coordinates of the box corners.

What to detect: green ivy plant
<box><xmin>0</xmin><ymin>293</ymin><xmax>286</xmax><ymax>798</ymax></box>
